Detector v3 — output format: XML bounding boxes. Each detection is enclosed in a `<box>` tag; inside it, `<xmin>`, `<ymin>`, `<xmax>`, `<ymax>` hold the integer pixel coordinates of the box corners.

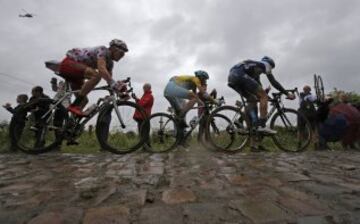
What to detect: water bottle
<box><xmin>83</xmin><ymin>104</ymin><xmax>97</xmax><ymax>116</ymax></box>
<box><xmin>189</xmin><ymin>116</ymin><xmax>199</xmax><ymax>128</ymax></box>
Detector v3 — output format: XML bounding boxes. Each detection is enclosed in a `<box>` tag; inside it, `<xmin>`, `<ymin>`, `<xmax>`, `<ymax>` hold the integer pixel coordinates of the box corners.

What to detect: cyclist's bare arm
<box><xmin>97</xmin><ymin>58</ymin><xmax>113</xmax><ymax>83</ymax></box>
<box><xmin>266</xmin><ymin>73</ymin><xmax>295</xmax><ymax>99</ymax></box>
<box><xmin>197</xmin><ymin>85</ymin><xmax>217</xmax><ymax>104</ymax></box>
<box><xmin>266</xmin><ymin>73</ymin><xmax>292</xmax><ymax>95</ymax></box>
<box><xmin>266</xmin><ymin>73</ymin><xmax>286</xmax><ymax>93</ymax></box>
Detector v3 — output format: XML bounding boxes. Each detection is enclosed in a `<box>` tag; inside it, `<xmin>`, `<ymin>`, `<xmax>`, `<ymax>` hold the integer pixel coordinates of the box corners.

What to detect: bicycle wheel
<box><xmin>9</xmin><ymin>98</ymin><xmax>66</xmax><ymax>154</ymax></box>
<box><xmin>205</xmin><ymin>106</ymin><xmax>249</xmax><ymax>152</ymax></box>
<box><xmin>96</xmin><ymin>101</ymin><xmax>148</xmax><ymax>154</ymax></box>
<box><xmin>270</xmin><ymin>108</ymin><xmax>312</xmax><ymax>152</ymax></box>
<box><xmin>314</xmin><ymin>74</ymin><xmax>325</xmax><ymax>103</ymax></box>
<box><xmin>146</xmin><ymin>112</ymin><xmax>179</xmax><ymax>152</ymax></box>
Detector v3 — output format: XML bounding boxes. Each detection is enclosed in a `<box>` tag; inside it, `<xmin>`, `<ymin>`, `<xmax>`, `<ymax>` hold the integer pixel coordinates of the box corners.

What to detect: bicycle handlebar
<box><xmin>271</xmin><ymin>88</ymin><xmax>298</xmax><ymax>97</ymax></box>
<box><xmin>93</xmin><ymin>77</ymin><xmax>132</xmax><ymax>91</ymax></box>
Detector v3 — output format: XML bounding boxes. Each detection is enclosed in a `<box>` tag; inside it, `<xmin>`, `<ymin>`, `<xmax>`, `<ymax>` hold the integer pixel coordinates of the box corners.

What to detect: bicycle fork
<box><xmin>112</xmin><ymin>98</ymin><xmax>126</xmax><ymax>129</ymax></box>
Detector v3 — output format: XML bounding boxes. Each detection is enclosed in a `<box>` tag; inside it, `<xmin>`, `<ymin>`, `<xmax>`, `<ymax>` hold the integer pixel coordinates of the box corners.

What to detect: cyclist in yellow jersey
<box><xmin>164</xmin><ymin>70</ymin><xmax>218</xmax><ymax>127</ymax></box>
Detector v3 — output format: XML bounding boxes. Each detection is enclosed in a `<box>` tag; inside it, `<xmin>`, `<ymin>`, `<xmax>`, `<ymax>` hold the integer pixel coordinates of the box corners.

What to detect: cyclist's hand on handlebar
<box><xmin>213</xmin><ymin>99</ymin><xmax>222</xmax><ymax>106</ymax></box>
<box><xmin>131</xmin><ymin>93</ymin><xmax>138</xmax><ymax>101</ymax></box>
<box><xmin>109</xmin><ymin>80</ymin><xmax>127</xmax><ymax>93</ymax></box>
<box><xmin>286</xmin><ymin>93</ymin><xmax>296</xmax><ymax>100</ymax></box>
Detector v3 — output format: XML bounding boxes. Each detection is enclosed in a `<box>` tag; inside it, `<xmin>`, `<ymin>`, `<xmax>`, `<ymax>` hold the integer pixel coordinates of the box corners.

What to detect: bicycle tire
<box><xmin>96</xmin><ymin>101</ymin><xmax>148</xmax><ymax>154</ymax></box>
<box><xmin>202</xmin><ymin>113</ymin><xmax>234</xmax><ymax>151</ymax></box>
<box><xmin>318</xmin><ymin>75</ymin><xmax>325</xmax><ymax>102</ymax></box>
<box><xmin>146</xmin><ymin>112</ymin><xmax>180</xmax><ymax>153</ymax></box>
<box><xmin>9</xmin><ymin>98</ymin><xmax>66</xmax><ymax>154</ymax></box>
<box><xmin>270</xmin><ymin>108</ymin><xmax>312</xmax><ymax>152</ymax></box>
<box><xmin>314</xmin><ymin>74</ymin><xmax>325</xmax><ymax>103</ymax></box>
<box><xmin>205</xmin><ymin>105</ymin><xmax>249</xmax><ymax>152</ymax></box>
<box><xmin>314</xmin><ymin>74</ymin><xmax>319</xmax><ymax>100</ymax></box>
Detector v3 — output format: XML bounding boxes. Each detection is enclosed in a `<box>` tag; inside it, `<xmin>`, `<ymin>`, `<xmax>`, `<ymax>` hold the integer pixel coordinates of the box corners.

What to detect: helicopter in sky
<box><xmin>19</xmin><ymin>9</ymin><xmax>35</xmax><ymax>18</ymax></box>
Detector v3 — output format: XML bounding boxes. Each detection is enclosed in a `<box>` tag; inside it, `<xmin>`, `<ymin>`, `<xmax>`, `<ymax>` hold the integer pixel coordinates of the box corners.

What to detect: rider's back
<box><xmin>174</xmin><ymin>75</ymin><xmax>201</xmax><ymax>90</ymax></box>
<box><xmin>66</xmin><ymin>46</ymin><xmax>113</xmax><ymax>70</ymax></box>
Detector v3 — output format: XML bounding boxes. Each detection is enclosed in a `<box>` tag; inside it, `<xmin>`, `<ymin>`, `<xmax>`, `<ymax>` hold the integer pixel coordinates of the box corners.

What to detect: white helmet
<box><xmin>109</xmin><ymin>39</ymin><xmax>128</xmax><ymax>52</ymax></box>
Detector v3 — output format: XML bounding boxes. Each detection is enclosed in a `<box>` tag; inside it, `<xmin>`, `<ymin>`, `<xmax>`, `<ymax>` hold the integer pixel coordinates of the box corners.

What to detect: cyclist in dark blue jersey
<box><xmin>228</xmin><ymin>56</ymin><xmax>295</xmax><ymax>134</ymax></box>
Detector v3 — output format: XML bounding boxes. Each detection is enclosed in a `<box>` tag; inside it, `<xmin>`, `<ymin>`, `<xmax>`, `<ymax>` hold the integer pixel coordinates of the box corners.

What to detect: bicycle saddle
<box><xmin>45</xmin><ymin>60</ymin><xmax>61</xmax><ymax>74</ymax></box>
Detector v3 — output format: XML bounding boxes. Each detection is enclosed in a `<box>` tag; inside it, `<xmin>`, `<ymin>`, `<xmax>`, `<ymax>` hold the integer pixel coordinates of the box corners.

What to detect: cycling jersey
<box><xmin>66</xmin><ymin>46</ymin><xmax>113</xmax><ymax>71</ymax></box>
<box><xmin>58</xmin><ymin>46</ymin><xmax>113</xmax><ymax>90</ymax></box>
<box><xmin>229</xmin><ymin>60</ymin><xmax>287</xmax><ymax>95</ymax></box>
<box><xmin>232</xmin><ymin>60</ymin><xmax>272</xmax><ymax>79</ymax></box>
<box><xmin>164</xmin><ymin>75</ymin><xmax>202</xmax><ymax>114</ymax></box>
<box><xmin>174</xmin><ymin>75</ymin><xmax>202</xmax><ymax>90</ymax></box>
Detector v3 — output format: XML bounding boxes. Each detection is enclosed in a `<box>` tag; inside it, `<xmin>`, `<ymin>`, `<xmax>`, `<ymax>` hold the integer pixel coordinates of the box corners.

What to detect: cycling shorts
<box><xmin>59</xmin><ymin>57</ymin><xmax>86</xmax><ymax>90</ymax></box>
<box><xmin>227</xmin><ymin>67</ymin><xmax>261</xmax><ymax>99</ymax></box>
<box><xmin>164</xmin><ymin>77</ymin><xmax>192</xmax><ymax>114</ymax></box>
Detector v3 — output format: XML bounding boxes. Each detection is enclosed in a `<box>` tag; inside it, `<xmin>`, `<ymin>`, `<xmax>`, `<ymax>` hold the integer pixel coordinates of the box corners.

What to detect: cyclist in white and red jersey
<box><xmin>58</xmin><ymin>39</ymin><xmax>128</xmax><ymax>116</ymax></box>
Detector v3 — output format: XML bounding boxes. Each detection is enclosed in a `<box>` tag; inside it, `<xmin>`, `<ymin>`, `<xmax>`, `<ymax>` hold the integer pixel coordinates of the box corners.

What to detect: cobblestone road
<box><xmin>0</xmin><ymin>148</ymin><xmax>359</xmax><ymax>224</ymax></box>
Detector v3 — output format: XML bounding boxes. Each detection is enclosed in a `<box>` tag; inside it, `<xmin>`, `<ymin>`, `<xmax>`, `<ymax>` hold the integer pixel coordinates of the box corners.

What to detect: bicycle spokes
<box><xmin>206</xmin><ymin>106</ymin><xmax>249</xmax><ymax>152</ymax></box>
<box><xmin>270</xmin><ymin>109</ymin><xmax>311</xmax><ymax>152</ymax></box>
<box><xmin>96</xmin><ymin>102</ymin><xmax>145</xmax><ymax>153</ymax></box>
<box><xmin>147</xmin><ymin>113</ymin><xmax>178</xmax><ymax>152</ymax></box>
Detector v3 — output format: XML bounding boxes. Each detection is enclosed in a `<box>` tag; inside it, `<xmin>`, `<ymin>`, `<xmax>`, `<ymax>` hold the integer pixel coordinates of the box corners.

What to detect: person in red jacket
<box><xmin>132</xmin><ymin>83</ymin><xmax>154</xmax><ymax>146</ymax></box>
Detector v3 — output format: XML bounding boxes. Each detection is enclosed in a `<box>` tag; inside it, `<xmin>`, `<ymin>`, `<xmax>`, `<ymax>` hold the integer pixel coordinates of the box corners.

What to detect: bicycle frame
<box><xmin>183</xmin><ymin>98</ymin><xmax>225</xmax><ymax>140</ymax></box>
<box><xmin>236</xmin><ymin>88</ymin><xmax>299</xmax><ymax>130</ymax></box>
<box><xmin>161</xmin><ymin>98</ymin><xmax>223</xmax><ymax>141</ymax></box>
<box><xmin>40</xmin><ymin>78</ymin><xmax>133</xmax><ymax>137</ymax></box>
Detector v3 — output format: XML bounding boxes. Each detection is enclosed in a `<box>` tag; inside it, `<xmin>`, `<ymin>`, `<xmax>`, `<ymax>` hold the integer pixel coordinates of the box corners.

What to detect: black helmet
<box><xmin>261</xmin><ymin>56</ymin><xmax>275</xmax><ymax>68</ymax></box>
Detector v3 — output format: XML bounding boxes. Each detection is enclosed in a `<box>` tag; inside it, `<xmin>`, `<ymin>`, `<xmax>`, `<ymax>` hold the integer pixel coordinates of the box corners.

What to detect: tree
<box><xmin>328</xmin><ymin>88</ymin><xmax>360</xmax><ymax>107</ymax></box>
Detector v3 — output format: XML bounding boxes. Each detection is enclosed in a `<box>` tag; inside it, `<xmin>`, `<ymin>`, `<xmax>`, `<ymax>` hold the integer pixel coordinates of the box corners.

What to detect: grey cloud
<box><xmin>1</xmin><ymin>0</ymin><xmax>360</xmax><ymax>122</ymax></box>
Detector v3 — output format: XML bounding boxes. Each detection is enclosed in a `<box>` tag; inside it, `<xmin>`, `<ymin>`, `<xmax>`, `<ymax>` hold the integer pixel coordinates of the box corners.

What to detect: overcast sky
<box><xmin>1</xmin><ymin>0</ymin><xmax>360</xmax><ymax>121</ymax></box>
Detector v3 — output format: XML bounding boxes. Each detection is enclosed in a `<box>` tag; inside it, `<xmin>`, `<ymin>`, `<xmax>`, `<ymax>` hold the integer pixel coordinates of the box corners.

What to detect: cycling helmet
<box><xmin>194</xmin><ymin>70</ymin><xmax>209</xmax><ymax>80</ymax></box>
<box><xmin>261</xmin><ymin>56</ymin><xmax>275</xmax><ymax>68</ymax></box>
<box><xmin>109</xmin><ymin>39</ymin><xmax>128</xmax><ymax>52</ymax></box>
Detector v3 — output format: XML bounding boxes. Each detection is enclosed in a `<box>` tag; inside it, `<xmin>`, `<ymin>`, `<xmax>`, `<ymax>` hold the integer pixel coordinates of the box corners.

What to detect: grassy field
<box><xmin>0</xmin><ymin>128</ymin><xmax>347</xmax><ymax>154</ymax></box>
<box><xmin>0</xmin><ymin>129</ymin><xmax>102</xmax><ymax>154</ymax></box>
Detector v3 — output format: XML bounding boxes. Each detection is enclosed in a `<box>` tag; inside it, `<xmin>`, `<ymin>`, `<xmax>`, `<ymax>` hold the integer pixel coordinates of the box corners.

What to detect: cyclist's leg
<box><xmin>164</xmin><ymin>81</ymin><xmax>189</xmax><ymax>144</ymax></box>
<box><xmin>59</xmin><ymin>58</ymin><xmax>84</xmax><ymax>99</ymax></box>
<box><xmin>71</xmin><ymin>80</ymin><xmax>89</xmax><ymax>109</ymax></box>
<box><xmin>164</xmin><ymin>79</ymin><xmax>192</xmax><ymax>117</ymax></box>
<box><xmin>235</xmin><ymin>74</ymin><xmax>267</xmax><ymax>127</ymax></box>
<box><xmin>228</xmin><ymin>70</ymin><xmax>260</xmax><ymax>122</ymax></box>
<box><xmin>164</xmin><ymin>95</ymin><xmax>182</xmax><ymax>116</ymax></box>
<box><xmin>70</xmin><ymin>68</ymin><xmax>100</xmax><ymax>109</ymax></box>
<box><xmin>80</xmin><ymin>68</ymin><xmax>102</xmax><ymax>96</ymax></box>
<box><xmin>254</xmin><ymin>88</ymin><xmax>268</xmax><ymax>126</ymax></box>
<box><xmin>180</xmin><ymin>91</ymin><xmax>199</xmax><ymax>118</ymax></box>
<box><xmin>59</xmin><ymin>57</ymin><xmax>94</xmax><ymax>113</ymax></box>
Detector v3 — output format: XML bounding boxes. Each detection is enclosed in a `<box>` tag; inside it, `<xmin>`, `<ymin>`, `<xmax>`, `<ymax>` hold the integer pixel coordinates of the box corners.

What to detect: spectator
<box><xmin>3</xmin><ymin>94</ymin><xmax>28</xmax><ymax>151</ymax></box>
<box><xmin>132</xmin><ymin>83</ymin><xmax>154</xmax><ymax>147</ymax></box>
<box><xmin>29</xmin><ymin>86</ymin><xmax>49</xmax><ymax>101</ymax></box>
<box><xmin>3</xmin><ymin>94</ymin><xmax>28</xmax><ymax>114</ymax></box>
<box><xmin>29</xmin><ymin>86</ymin><xmax>52</xmax><ymax>148</ymax></box>
<box><xmin>298</xmin><ymin>85</ymin><xmax>317</xmax><ymax>140</ymax></box>
<box><xmin>51</xmin><ymin>78</ymin><xmax>71</xmax><ymax>108</ymax></box>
